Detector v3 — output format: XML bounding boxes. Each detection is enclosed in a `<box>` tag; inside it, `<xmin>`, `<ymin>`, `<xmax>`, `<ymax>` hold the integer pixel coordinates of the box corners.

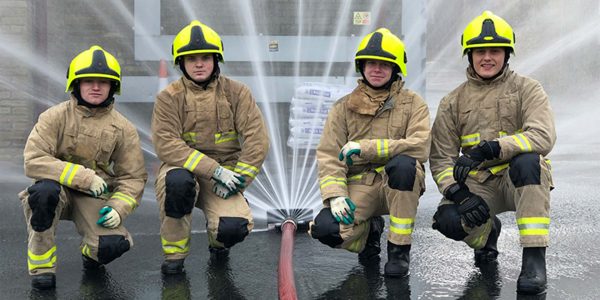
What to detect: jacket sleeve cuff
<box><xmin>358</xmin><ymin>140</ymin><xmax>376</xmax><ymax>161</ymax></box>
<box><xmin>106</xmin><ymin>194</ymin><xmax>138</xmax><ymax>220</ymax></box>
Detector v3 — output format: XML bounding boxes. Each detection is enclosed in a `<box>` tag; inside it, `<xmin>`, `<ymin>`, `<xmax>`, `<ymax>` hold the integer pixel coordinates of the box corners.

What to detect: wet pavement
<box><xmin>1</xmin><ymin>149</ymin><xmax>599</xmax><ymax>299</ymax></box>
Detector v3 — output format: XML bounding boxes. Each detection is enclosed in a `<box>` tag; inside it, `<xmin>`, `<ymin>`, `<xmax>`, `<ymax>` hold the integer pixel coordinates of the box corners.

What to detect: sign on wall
<box><xmin>353</xmin><ymin>11</ymin><xmax>371</xmax><ymax>25</ymax></box>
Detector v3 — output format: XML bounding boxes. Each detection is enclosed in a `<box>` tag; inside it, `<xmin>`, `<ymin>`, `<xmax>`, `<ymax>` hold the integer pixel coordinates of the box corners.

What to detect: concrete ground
<box><xmin>1</xmin><ymin>150</ymin><xmax>599</xmax><ymax>299</ymax></box>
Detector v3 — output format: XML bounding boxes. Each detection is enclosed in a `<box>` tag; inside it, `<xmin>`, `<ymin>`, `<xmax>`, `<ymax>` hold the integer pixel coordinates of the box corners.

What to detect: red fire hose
<box><xmin>278</xmin><ymin>219</ymin><xmax>298</xmax><ymax>300</ymax></box>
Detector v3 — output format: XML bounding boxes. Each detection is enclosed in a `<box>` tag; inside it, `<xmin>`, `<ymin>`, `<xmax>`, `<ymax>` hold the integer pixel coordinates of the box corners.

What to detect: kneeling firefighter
<box><xmin>151</xmin><ymin>20</ymin><xmax>269</xmax><ymax>274</ymax></box>
<box><xmin>20</xmin><ymin>45</ymin><xmax>148</xmax><ymax>290</ymax></box>
<box><xmin>429</xmin><ymin>11</ymin><xmax>556</xmax><ymax>295</ymax></box>
<box><xmin>309</xmin><ymin>28</ymin><xmax>431</xmax><ymax>278</ymax></box>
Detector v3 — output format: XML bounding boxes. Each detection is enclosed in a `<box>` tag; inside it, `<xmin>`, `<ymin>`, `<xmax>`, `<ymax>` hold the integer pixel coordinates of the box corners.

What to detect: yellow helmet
<box><xmin>65</xmin><ymin>45</ymin><xmax>121</xmax><ymax>93</ymax></box>
<box><xmin>172</xmin><ymin>20</ymin><xmax>224</xmax><ymax>65</ymax></box>
<box><xmin>461</xmin><ymin>10</ymin><xmax>515</xmax><ymax>55</ymax></box>
<box><xmin>355</xmin><ymin>28</ymin><xmax>407</xmax><ymax>77</ymax></box>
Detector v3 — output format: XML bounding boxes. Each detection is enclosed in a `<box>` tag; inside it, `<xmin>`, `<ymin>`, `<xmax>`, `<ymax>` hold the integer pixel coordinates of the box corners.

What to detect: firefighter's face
<box><xmin>363</xmin><ymin>60</ymin><xmax>393</xmax><ymax>88</ymax></box>
<box><xmin>79</xmin><ymin>78</ymin><xmax>111</xmax><ymax>105</ymax></box>
<box><xmin>472</xmin><ymin>47</ymin><xmax>505</xmax><ymax>78</ymax></box>
<box><xmin>183</xmin><ymin>53</ymin><xmax>214</xmax><ymax>82</ymax></box>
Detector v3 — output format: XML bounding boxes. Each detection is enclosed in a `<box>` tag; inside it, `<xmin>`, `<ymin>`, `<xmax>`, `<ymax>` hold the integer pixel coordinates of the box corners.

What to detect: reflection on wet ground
<box><xmin>2</xmin><ymin>156</ymin><xmax>599</xmax><ymax>299</ymax></box>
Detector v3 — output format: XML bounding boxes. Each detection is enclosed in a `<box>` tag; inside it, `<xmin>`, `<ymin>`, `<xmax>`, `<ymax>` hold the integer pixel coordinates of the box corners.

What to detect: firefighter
<box><xmin>429</xmin><ymin>11</ymin><xmax>556</xmax><ymax>295</ymax></box>
<box><xmin>20</xmin><ymin>45</ymin><xmax>148</xmax><ymax>290</ymax></box>
<box><xmin>152</xmin><ymin>20</ymin><xmax>269</xmax><ymax>275</ymax></box>
<box><xmin>308</xmin><ymin>28</ymin><xmax>430</xmax><ymax>278</ymax></box>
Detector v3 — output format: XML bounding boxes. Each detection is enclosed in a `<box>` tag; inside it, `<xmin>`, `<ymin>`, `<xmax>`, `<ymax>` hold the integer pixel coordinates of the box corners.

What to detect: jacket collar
<box><xmin>466</xmin><ymin>65</ymin><xmax>511</xmax><ymax>86</ymax></box>
<box><xmin>181</xmin><ymin>75</ymin><xmax>218</xmax><ymax>92</ymax></box>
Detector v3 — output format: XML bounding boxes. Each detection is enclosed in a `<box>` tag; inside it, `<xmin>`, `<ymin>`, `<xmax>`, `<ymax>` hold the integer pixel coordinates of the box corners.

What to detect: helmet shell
<box><xmin>355</xmin><ymin>28</ymin><xmax>407</xmax><ymax>77</ymax></box>
<box><xmin>65</xmin><ymin>45</ymin><xmax>121</xmax><ymax>93</ymax></box>
<box><xmin>461</xmin><ymin>10</ymin><xmax>515</xmax><ymax>55</ymax></box>
<box><xmin>172</xmin><ymin>20</ymin><xmax>224</xmax><ymax>65</ymax></box>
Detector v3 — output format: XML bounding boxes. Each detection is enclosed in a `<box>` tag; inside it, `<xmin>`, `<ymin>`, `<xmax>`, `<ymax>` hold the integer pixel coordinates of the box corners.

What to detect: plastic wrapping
<box><xmin>287</xmin><ymin>82</ymin><xmax>352</xmax><ymax>149</ymax></box>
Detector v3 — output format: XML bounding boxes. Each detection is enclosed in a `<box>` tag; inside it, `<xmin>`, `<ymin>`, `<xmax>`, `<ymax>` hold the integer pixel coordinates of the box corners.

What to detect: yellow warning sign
<box><xmin>353</xmin><ymin>11</ymin><xmax>371</xmax><ymax>25</ymax></box>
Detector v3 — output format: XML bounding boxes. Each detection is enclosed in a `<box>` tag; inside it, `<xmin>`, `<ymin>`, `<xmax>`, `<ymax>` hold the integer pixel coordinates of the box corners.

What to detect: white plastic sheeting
<box><xmin>287</xmin><ymin>82</ymin><xmax>353</xmax><ymax>149</ymax></box>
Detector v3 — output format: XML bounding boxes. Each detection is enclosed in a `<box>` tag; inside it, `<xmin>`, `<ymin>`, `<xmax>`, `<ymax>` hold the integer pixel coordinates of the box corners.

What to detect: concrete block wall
<box><xmin>0</xmin><ymin>0</ymin><xmax>32</xmax><ymax>161</ymax></box>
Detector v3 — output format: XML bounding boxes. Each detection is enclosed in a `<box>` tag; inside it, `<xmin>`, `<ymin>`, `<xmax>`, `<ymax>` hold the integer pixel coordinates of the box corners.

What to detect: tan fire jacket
<box><xmin>430</xmin><ymin>67</ymin><xmax>556</xmax><ymax>194</ymax></box>
<box><xmin>317</xmin><ymin>80</ymin><xmax>431</xmax><ymax>202</ymax></box>
<box><xmin>23</xmin><ymin>96</ymin><xmax>148</xmax><ymax>220</ymax></box>
<box><xmin>152</xmin><ymin>75</ymin><xmax>269</xmax><ymax>186</ymax></box>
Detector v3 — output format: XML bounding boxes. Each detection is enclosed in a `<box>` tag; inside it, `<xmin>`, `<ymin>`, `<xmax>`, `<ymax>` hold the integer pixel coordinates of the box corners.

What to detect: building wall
<box><xmin>0</xmin><ymin>0</ymin><xmax>32</xmax><ymax>161</ymax></box>
<box><xmin>0</xmin><ymin>0</ymin><xmax>402</xmax><ymax>162</ymax></box>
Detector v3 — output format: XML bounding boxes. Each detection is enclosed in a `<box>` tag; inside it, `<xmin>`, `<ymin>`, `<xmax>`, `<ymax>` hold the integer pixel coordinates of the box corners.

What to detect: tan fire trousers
<box><xmin>19</xmin><ymin>187</ymin><xmax>132</xmax><ymax>275</ymax></box>
<box><xmin>436</xmin><ymin>157</ymin><xmax>553</xmax><ymax>249</ymax></box>
<box><xmin>155</xmin><ymin>165</ymin><xmax>254</xmax><ymax>260</ymax></box>
<box><xmin>337</xmin><ymin>165</ymin><xmax>425</xmax><ymax>253</ymax></box>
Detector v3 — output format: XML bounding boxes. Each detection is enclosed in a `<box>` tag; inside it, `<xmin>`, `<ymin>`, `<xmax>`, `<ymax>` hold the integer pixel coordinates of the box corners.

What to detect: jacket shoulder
<box><xmin>220</xmin><ymin>76</ymin><xmax>252</xmax><ymax>97</ymax></box>
<box><xmin>510</xmin><ymin>71</ymin><xmax>543</xmax><ymax>89</ymax></box>
<box><xmin>439</xmin><ymin>81</ymin><xmax>468</xmax><ymax>106</ymax></box>
<box><xmin>38</xmin><ymin>100</ymin><xmax>70</xmax><ymax>120</ymax></box>
<box><xmin>221</xmin><ymin>76</ymin><xmax>248</xmax><ymax>90</ymax></box>
<box><xmin>398</xmin><ymin>88</ymin><xmax>427</xmax><ymax>106</ymax></box>
<box><xmin>158</xmin><ymin>79</ymin><xmax>185</xmax><ymax>100</ymax></box>
<box><xmin>110</xmin><ymin>109</ymin><xmax>136</xmax><ymax>130</ymax></box>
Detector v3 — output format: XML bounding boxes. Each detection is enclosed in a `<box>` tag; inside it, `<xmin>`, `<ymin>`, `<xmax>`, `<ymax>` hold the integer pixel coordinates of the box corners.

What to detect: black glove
<box><xmin>453</xmin><ymin>140</ymin><xmax>500</xmax><ymax>183</ymax></box>
<box><xmin>444</xmin><ymin>183</ymin><xmax>491</xmax><ymax>228</ymax></box>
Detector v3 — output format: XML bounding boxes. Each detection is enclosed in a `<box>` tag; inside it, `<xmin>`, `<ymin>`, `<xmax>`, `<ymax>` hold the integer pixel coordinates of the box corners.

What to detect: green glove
<box><xmin>329</xmin><ymin>196</ymin><xmax>356</xmax><ymax>225</ymax></box>
<box><xmin>89</xmin><ymin>175</ymin><xmax>109</xmax><ymax>197</ymax></box>
<box><xmin>212</xmin><ymin>166</ymin><xmax>246</xmax><ymax>191</ymax></box>
<box><xmin>338</xmin><ymin>141</ymin><xmax>361</xmax><ymax>166</ymax></box>
<box><xmin>97</xmin><ymin>206</ymin><xmax>121</xmax><ymax>229</ymax></box>
<box><xmin>212</xmin><ymin>180</ymin><xmax>236</xmax><ymax>199</ymax></box>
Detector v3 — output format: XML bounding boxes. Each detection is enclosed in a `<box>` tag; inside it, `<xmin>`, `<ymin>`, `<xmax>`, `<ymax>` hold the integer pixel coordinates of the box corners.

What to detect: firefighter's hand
<box><xmin>445</xmin><ymin>183</ymin><xmax>490</xmax><ymax>228</ymax></box>
<box><xmin>97</xmin><ymin>206</ymin><xmax>121</xmax><ymax>229</ymax></box>
<box><xmin>212</xmin><ymin>166</ymin><xmax>245</xmax><ymax>192</ymax></box>
<box><xmin>457</xmin><ymin>194</ymin><xmax>490</xmax><ymax>228</ymax></box>
<box><xmin>212</xmin><ymin>180</ymin><xmax>235</xmax><ymax>199</ymax></box>
<box><xmin>453</xmin><ymin>141</ymin><xmax>500</xmax><ymax>183</ymax></box>
<box><xmin>89</xmin><ymin>175</ymin><xmax>108</xmax><ymax>198</ymax></box>
<box><xmin>329</xmin><ymin>196</ymin><xmax>356</xmax><ymax>225</ymax></box>
<box><xmin>338</xmin><ymin>141</ymin><xmax>361</xmax><ymax>166</ymax></box>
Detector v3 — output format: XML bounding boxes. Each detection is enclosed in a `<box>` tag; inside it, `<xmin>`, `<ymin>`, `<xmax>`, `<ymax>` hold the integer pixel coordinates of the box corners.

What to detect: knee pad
<box><xmin>309</xmin><ymin>208</ymin><xmax>343</xmax><ymax>248</ymax></box>
<box><xmin>165</xmin><ymin>168</ymin><xmax>196</xmax><ymax>218</ymax></box>
<box><xmin>27</xmin><ymin>179</ymin><xmax>61</xmax><ymax>232</ymax></box>
<box><xmin>97</xmin><ymin>235</ymin><xmax>131</xmax><ymax>264</ymax></box>
<box><xmin>432</xmin><ymin>204</ymin><xmax>468</xmax><ymax>241</ymax></box>
<box><xmin>216</xmin><ymin>217</ymin><xmax>249</xmax><ymax>248</ymax></box>
<box><xmin>509</xmin><ymin>153</ymin><xmax>541</xmax><ymax>188</ymax></box>
<box><xmin>385</xmin><ymin>155</ymin><xmax>417</xmax><ymax>191</ymax></box>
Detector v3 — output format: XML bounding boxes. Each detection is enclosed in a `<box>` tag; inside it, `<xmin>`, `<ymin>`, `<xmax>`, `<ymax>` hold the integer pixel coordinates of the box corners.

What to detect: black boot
<box><xmin>82</xmin><ymin>255</ymin><xmax>103</xmax><ymax>270</ymax></box>
<box><xmin>209</xmin><ymin>246</ymin><xmax>230</xmax><ymax>260</ymax></box>
<box><xmin>475</xmin><ymin>216</ymin><xmax>501</xmax><ymax>265</ymax></box>
<box><xmin>517</xmin><ymin>247</ymin><xmax>547</xmax><ymax>295</ymax></box>
<box><xmin>358</xmin><ymin>216</ymin><xmax>384</xmax><ymax>263</ymax></box>
<box><xmin>31</xmin><ymin>273</ymin><xmax>56</xmax><ymax>290</ymax></box>
<box><xmin>161</xmin><ymin>258</ymin><xmax>185</xmax><ymax>275</ymax></box>
<box><xmin>384</xmin><ymin>242</ymin><xmax>410</xmax><ymax>278</ymax></box>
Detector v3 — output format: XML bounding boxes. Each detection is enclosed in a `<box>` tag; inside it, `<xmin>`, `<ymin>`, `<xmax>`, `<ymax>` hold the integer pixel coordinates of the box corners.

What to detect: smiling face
<box><xmin>471</xmin><ymin>47</ymin><xmax>506</xmax><ymax>79</ymax></box>
<box><xmin>363</xmin><ymin>59</ymin><xmax>394</xmax><ymax>88</ymax></box>
<box><xmin>79</xmin><ymin>78</ymin><xmax>111</xmax><ymax>105</ymax></box>
<box><xmin>183</xmin><ymin>53</ymin><xmax>215</xmax><ymax>82</ymax></box>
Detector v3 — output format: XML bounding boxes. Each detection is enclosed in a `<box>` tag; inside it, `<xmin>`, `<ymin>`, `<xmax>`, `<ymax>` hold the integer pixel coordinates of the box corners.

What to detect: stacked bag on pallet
<box><xmin>287</xmin><ymin>82</ymin><xmax>353</xmax><ymax>149</ymax></box>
